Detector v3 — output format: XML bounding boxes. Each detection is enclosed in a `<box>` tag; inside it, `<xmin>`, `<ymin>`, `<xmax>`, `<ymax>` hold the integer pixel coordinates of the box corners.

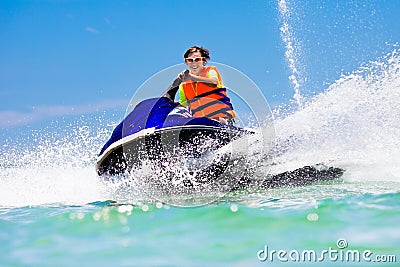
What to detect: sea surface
<box><xmin>1</xmin><ymin>43</ymin><xmax>400</xmax><ymax>267</ymax></box>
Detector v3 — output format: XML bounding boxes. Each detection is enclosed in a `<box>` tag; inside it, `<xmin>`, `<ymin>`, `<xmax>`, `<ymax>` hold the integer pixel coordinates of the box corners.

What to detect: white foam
<box><xmin>272</xmin><ymin>48</ymin><xmax>400</xmax><ymax>183</ymax></box>
<box><xmin>0</xmin><ymin>121</ymin><xmax>110</xmax><ymax>207</ymax></box>
<box><xmin>0</xmin><ymin>166</ymin><xmax>102</xmax><ymax>207</ymax></box>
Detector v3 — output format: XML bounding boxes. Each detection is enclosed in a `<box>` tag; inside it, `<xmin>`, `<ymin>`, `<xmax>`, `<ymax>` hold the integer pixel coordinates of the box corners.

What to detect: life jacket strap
<box><xmin>190</xmin><ymin>98</ymin><xmax>230</xmax><ymax>115</ymax></box>
<box><xmin>206</xmin><ymin>107</ymin><xmax>234</xmax><ymax>119</ymax></box>
<box><xmin>186</xmin><ymin>87</ymin><xmax>233</xmax><ymax>108</ymax></box>
<box><xmin>186</xmin><ymin>88</ymin><xmax>226</xmax><ymax>103</ymax></box>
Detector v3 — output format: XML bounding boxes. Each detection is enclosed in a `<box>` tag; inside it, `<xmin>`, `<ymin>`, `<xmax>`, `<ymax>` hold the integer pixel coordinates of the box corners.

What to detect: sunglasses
<box><xmin>185</xmin><ymin>57</ymin><xmax>205</xmax><ymax>63</ymax></box>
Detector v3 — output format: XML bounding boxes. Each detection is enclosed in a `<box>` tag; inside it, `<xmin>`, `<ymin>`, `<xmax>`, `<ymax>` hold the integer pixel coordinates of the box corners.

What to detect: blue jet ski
<box><xmin>96</xmin><ymin>96</ymin><xmax>251</xmax><ymax>178</ymax></box>
<box><xmin>96</xmin><ymin>96</ymin><xmax>344</xmax><ymax>190</ymax></box>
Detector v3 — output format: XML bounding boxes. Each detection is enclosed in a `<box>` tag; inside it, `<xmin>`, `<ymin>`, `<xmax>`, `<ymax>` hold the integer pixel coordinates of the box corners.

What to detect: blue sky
<box><xmin>1</xmin><ymin>0</ymin><xmax>399</xmax><ymax>130</ymax></box>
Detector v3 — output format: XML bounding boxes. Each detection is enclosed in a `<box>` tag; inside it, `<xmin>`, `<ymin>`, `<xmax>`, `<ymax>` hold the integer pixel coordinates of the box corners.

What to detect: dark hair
<box><xmin>184</xmin><ymin>46</ymin><xmax>210</xmax><ymax>60</ymax></box>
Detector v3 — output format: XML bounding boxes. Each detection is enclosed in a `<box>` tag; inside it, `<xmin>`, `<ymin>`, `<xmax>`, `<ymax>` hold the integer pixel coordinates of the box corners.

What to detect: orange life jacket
<box><xmin>181</xmin><ymin>66</ymin><xmax>236</xmax><ymax>120</ymax></box>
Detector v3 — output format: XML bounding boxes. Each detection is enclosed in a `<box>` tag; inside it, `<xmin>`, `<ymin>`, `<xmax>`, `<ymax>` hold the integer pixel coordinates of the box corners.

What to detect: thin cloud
<box><xmin>0</xmin><ymin>99</ymin><xmax>128</xmax><ymax>128</ymax></box>
<box><xmin>85</xmin><ymin>26</ymin><xmax>99</xmax><ymax>34</ymax></box>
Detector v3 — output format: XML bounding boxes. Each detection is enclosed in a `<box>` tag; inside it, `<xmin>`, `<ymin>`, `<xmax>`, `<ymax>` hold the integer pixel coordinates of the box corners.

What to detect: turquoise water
<box><xmin>2</xmin><ymin>28</ymin><xmax>400</xmax><ymax>267</ymax></box>
<box><xmin>0</xmin><ymin>185</ymin><xmax>399</xmax><ymax>266</ymax></box>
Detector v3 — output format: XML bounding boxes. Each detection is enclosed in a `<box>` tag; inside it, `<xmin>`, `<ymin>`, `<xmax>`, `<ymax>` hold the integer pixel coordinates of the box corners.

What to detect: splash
<box><xmin>272</xmin><ymin>47</ymin><xmax>400</xmax><ymax>183</ymax></box>
<box><xmin>278</xmin><ymin>0</ymin><xmax>304</xmax><ymax>108</ymax></box>
<box><xmin>0</xmin><ymin>117</ymin><xmax>112</xmax><ymax>207</ymax></box>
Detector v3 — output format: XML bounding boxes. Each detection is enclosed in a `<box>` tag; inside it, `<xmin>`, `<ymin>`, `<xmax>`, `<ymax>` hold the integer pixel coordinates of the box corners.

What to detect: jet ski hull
<box><xmin>96</xmin><ymin>124</ymin><xmax>248</xmax><ymax>177</ymax></box>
